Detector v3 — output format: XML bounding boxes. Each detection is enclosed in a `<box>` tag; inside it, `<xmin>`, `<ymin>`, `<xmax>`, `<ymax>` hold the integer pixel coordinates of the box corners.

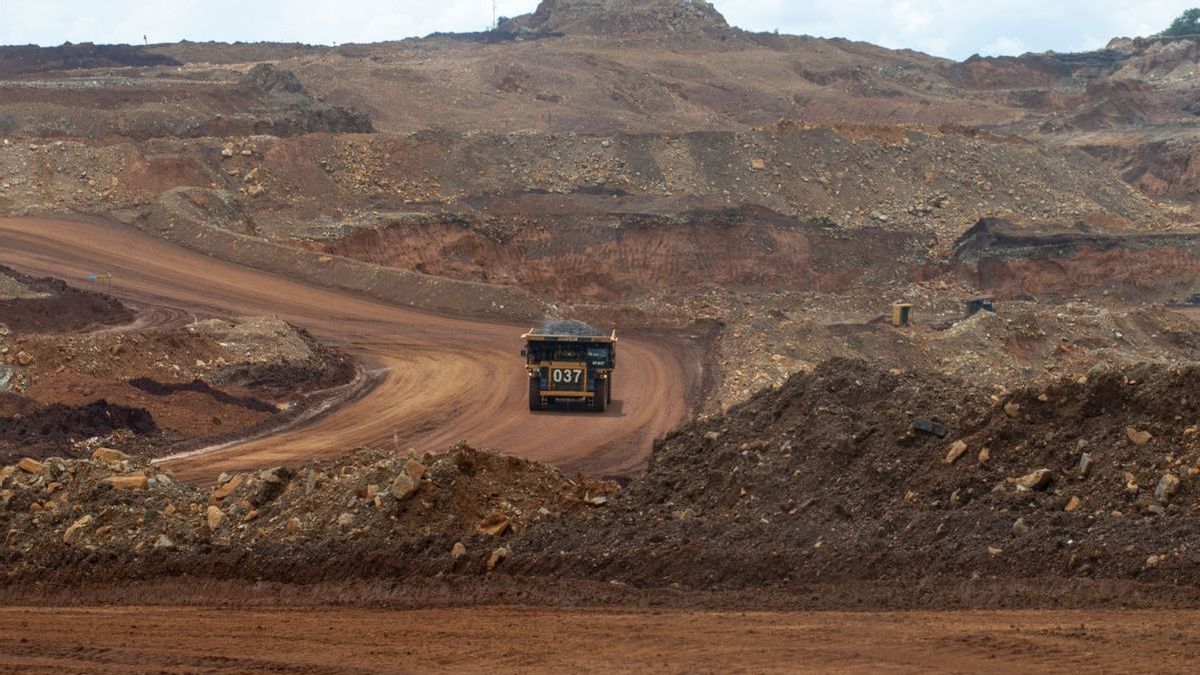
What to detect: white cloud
<box><xmin>1</xmin><ymin>0</ymin><xmax>1197</xmax><ymax>59</ymax></box>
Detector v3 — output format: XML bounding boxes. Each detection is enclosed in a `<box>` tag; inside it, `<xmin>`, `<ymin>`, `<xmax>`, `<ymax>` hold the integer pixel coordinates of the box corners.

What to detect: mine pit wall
<box><xmin>954</xmin><ymin>226</ymin><xmax>1200</xmax><ymax>301</ymax></box>
<box><xmin>135</xmin><ymin>188</ymin><xmax>547</xmax><ymax>322</ymax></box>
<box><xmin>302</xmin><ymin>210</ymin><xmax>933</xmax><ymax>302</ymax></box>
<box><xmin>1073</xmin><ymin>138</ymin><xmax>1200</xmax><ymax>204</ymax></box>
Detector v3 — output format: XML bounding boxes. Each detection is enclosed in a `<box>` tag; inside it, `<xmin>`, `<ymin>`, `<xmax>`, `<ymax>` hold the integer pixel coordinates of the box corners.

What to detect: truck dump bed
<box><xmin>523</xmin><ymin>319</ymin><xmax>613</xmax><ymax>340</ymax></box>
<box><xmin>522</xmin><ymin>320</ymin><xmax>617</xmax><ymax>412</ymax></box>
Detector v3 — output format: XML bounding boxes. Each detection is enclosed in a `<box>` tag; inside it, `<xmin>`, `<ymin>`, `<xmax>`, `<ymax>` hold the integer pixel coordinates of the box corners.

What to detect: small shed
<box><xmin>891</xmin><ymin>302</ymin><xmax>912</xmax><ymax>327</ymax></box>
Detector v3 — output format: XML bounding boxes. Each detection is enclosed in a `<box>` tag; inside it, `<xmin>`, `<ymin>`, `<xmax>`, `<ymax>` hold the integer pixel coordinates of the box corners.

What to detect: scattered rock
<box><xmin>977</xmin><ymin>447</ymin><xmax>990</xmax><ymax>464</ymax></box>
<box><xmin>1003</xmin><ymin>401</ymin><xmax>1021</xmax><ymax>418</ymax></box>
<box><xmin>101</xmin><ymin>474</ymin><xmax>149</xmax><ymax>491</ymax></box>
<box><xmin>16</xmin><ymin>458</ymin><xmax>43</xmax><ymax>474</ymax></box>
<box><xmin>477</xmin><ymin>512</ymin><xmax>512</xmax><ymax>536</ymax></box>
<box><xmin>405</xmin><ymin>459</ymin><xmax>426</xmax><ymax>481</ymax></box>
<box><xmin>1154</xmin><ymin>474</ymin><xmax>1180</xmax><ymax>503</ymax></box>
<box><xmin>211</xmin><ymin>474</ymin><xmax>245</xmax><ymax>501</ymax></box>
<box><xmin>336</xmin><ymin>512</ymin><xmax>354</xmax><ymax>527</ymax></box>
<box><xmin>62</xmin><ymin>514</ymin><xmax>93</xmax><ymax>544</ymax></box>
<box><xmin>451</xmin><ymin>542</ymin><xmax>467</xmax><ymax>559</ymax></box>
<box><xmin>206</xmin><ymin>505</ymin><xmax>226</xmax><ymax>531</ymax></box>
<box><xmin>153</xmin><ymin>534</ymin><xmax>175</xmax><ymax>550</ymax></box>
<box><xmin>1065</xmin><ymin>495</ymin><xmax>1081</xmax><ymax>512</ymax></box>
<box><xmin>1012</xmin><ymin>468</ymin><xmax>1052</xmax><ymax>491</ymax></box>
<box><xmin>944</xmin><ymin>440</ymin><xmax>968</xmax><ymax>464</ymax></box>
<box><xmin>1124</xmin><ymin>472</ymin><xmax>1140</xmax><ymax>495</ymax></box>
<box><xmin>912</xmin><ymin>418</ymin><xmax>948</xmax><ymax>438</ymax></box>
<box><xmin>91</xmin><ymin>447</ymin><xmax>129</xmax><ymax>464</ymax></box>
<box><xmin>15</xmin><ymin>351</ymin><xmax>33</xmax><ymax>367</ymax></box>
<box><xmin>1011</xmin><ymin>517</ymin><xmax>1029</xmax><ymax>536</ymax></box>
<box><xmin>1126</xmin><ymin>427</ymin><xmax>1152</xmax><ymax>446</ymax></box>
<box><xmin>487</xmin><ymin>546</ymin><xmax>508</xmax><ymax>571</ymax></box>
<box><xmin>390</xmin><ymin>473</ymin><xmax>419</xmax><ymax>501</ymax></box>
<box><xmin>1077</xmin><ymin>452</ymin><xmax>1093</xmax><ymax>478</ymax></box>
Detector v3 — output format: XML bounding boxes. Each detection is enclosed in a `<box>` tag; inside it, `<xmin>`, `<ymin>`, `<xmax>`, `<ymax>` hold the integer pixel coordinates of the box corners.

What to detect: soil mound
<box><xmin>502</xmin><ymin>0</ymin><xmax>731</xmax><ymax>37</ymax></box>
<box><xmin>0</xmin><ymin>400</ymin><xmax>157</xmax><ymax>463</ymax></box>
<box><xmin>240</xmin><ymin>63</ymin><xmax>306</xmax><ymax>94</ymax></box>
<box><xmin>515</xmin><ymin>358</ymin><xmax>1200</xmax><ymax>597</ymax></box>
<box><xmin>9</xmin><ymin>358</ymin><xmax>1200</xmax><ymax>607</ymax></box>
<box><xmin>0</xmin><ymin>265</ymin><xmax>132</xmax><ymax>333</ymax></box>
<box><xmin>187</xmin><ymin>317</ymin><xmax>356</xmax><ymax>396</ymax></box>
<box><xmin>0</xmin><ymin>444</ymin><xmax>616</xmax><ymax>582</ymax></box>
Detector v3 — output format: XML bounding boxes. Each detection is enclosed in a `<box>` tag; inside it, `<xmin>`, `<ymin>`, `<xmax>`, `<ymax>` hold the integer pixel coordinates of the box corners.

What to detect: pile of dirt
<box><xmin>512</xmin><ymin>358</ymin><xmax>1200</xmax><ymax>596</ymax></box>
<box><xmin>185</xmin><ymin>317</ymin><xmax>356</xmax><ymax>396</ymax></box>
<box><xmin>11</xmin><ymin>357</ymin><xmax>1200</xmax><ymax>605</ymax></box>
<box><xmin>502</xmin><ymin>0</ymin><xmax>732</xmax><ymax>37</ymax></box>
<box><xmin>0</xmin><ymin>400</ymin><xmax>156</xmax><ymax>464</ymax></box>
<box><xmin>0</xmin><ymin>265</ymin><xmax>132</xmax><ymax>333</ymax></box>
<box><xmin>4</xmin><ymin>315</ymin><xmax>357</xmax><ymax>457</ymax></box>
<box><xmin>0</xmin><ymin>444</ymin><xmax>616</xmax><ymax>581</ymax></box>
<box><xmin>239</xmin><ymin>63</ymin><xmax>306</xmax><ymax>94</ymax></box>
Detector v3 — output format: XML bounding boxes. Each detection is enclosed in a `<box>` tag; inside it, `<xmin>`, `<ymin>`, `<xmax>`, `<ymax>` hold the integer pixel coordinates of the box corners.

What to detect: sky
<box><xmin>1</xmin><ymin>1</ymin><xmax>1196</xmax><ymax>60</ymax></box>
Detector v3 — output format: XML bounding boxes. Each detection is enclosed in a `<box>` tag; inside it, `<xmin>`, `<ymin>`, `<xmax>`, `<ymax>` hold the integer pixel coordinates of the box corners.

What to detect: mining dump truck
<box><xmin>522</xmin><ymin>320</ymin><xmax>616</xmax><ymax>412</ymax></box>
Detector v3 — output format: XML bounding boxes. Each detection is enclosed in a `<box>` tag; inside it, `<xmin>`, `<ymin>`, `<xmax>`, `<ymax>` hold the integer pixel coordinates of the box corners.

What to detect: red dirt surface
<box><xmin>0</xmin><ymin>605</ymin><xmax>1198</xmax><ymax>673</ymax></box>
<box><xmin>0</xmin><ymin>216</ymin><xmax>697</xmax><ymax>481</ymax></box>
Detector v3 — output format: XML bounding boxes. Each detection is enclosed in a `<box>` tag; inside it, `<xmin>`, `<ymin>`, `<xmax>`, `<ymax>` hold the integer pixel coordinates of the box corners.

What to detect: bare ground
<box><xmin>0</xmin><ymin>605</ymin><xmax>1197</xmax><ymax>673</ymax></box>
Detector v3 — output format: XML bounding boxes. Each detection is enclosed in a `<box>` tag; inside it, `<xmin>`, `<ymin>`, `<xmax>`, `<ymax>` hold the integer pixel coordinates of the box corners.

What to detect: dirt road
<box><xmin>0</xmin><ymin>217</ymin><xmax>696</xmax><ymax>481</ymax></box>
<box><xmin>0</xmin><ymin>605</ymin><xmax>1195</xmax><ymax>673</ymax></box>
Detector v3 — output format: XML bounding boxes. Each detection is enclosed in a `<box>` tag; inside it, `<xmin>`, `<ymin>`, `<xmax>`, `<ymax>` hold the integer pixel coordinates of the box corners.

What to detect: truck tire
<box><xmin>529</xmin><ymin>378</ymin><xmax>543</xmax><ymax>411</ymax></box>
<box><xmin>592</xmin><ymin>378</ymin><xmax>608</xmax><ymax>413</ymax></box>
<box><xmin>607</xmin><ymin>373</ymin><xmax>613</xmax><ymax>404</ymax></box>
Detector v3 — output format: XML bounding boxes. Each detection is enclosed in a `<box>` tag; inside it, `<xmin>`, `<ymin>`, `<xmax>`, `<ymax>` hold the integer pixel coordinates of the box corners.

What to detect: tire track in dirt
<box><xmin>0</xmin><ymin>217</ymin><xmax>697</xmax><ymax>482</ymax></box>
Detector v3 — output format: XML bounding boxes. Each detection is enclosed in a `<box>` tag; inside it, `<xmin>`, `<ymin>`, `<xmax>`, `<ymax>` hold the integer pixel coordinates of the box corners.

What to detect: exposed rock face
<box><xmin>502</xmin><ymin>0</ymin><xmax>731</xmax><ymax>37</ymax></box>
<box><xmin>240</xmin><ymin>63</ymin><xmax>306</xmax><ymax>94</ymax></box>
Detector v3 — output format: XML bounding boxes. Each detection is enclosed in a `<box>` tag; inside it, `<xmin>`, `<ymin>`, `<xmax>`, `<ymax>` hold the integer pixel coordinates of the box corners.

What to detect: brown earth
<box><xmin>0</xmin><ymin>264</ymin><xmax>133</xmax><ymax>333</ymax></box>
<box><xmin>0</xmin><ymin>216</ymin><xmax>696</xmax><ymax>481</ymax></box>
<box><xmin>3</xmin><ymin>605</ymin><xmax>1199</xmax><ymax>673</ymax></box>
<box><xmin>10</xmin><ymin>3</ymin><xmax>1200</xmax><ymax>649</ymax></box>
<box><xmin>508</xmin><ymin>357</ymin><xmax>1200</xmax><ymax>596</ymax></box>
<box><xmin>0</xmin><ymin>63</ymin><xmax>370</xmax><ymax>140</ymax></box>
<box><xmin>10</xmin><ymin>356</ymin><xmax>1200</xmax><ymax>611</ymax></box>
<box><xmin>0</xmin><ymin>309</ymin><xmax>356</xmax><ymax>464</ymax></box>
<box><xmin>0</xmin><ymin>400</ymin><xmax>155</xmax><ymax>460</ymax></box>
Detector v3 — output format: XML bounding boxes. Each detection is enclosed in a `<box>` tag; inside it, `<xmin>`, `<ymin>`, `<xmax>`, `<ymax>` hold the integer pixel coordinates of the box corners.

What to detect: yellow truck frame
<box><xmin>522</xmin><ymin>329</ymin><xmax>617</xmax><ymax>412</ymax></box>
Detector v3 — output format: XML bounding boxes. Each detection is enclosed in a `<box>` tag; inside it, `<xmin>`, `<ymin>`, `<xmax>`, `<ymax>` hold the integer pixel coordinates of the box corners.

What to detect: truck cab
<box><xmin>522</xmin><ymin>324</ymin><xmax>616</xmax><ymax>412</ymax></box>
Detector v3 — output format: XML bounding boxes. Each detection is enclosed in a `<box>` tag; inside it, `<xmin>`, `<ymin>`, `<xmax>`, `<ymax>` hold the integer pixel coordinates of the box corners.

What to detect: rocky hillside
<box><xmin>501</xmin><ymin>0</ymin><xmax>732</xmax><ymax>37</ymax></box>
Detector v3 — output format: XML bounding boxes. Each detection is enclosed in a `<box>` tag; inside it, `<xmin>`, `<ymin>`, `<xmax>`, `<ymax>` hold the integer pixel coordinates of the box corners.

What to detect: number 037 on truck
<box><xmin>521</xmin><ymin>320</ymin><xmax>616</xmax><ymax>412</ymax></box>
